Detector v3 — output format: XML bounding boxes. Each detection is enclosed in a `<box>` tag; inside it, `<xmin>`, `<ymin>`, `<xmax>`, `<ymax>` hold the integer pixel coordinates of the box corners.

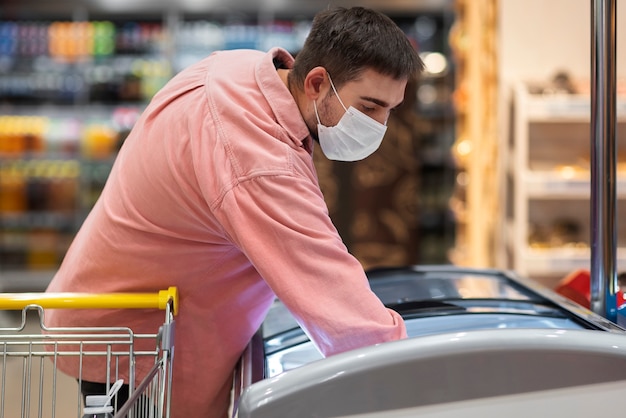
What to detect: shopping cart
<box><xmin>0</xmin><ymin>287</ymin><xmax>177</xmax><ymax>418</ymax></box>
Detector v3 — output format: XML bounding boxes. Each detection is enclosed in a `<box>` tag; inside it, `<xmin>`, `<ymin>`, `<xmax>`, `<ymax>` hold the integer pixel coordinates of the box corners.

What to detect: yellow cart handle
<box><xmin>0</xmin><ymin>287</ymin><xmax>178</xmax><ymax>315</ymax></box>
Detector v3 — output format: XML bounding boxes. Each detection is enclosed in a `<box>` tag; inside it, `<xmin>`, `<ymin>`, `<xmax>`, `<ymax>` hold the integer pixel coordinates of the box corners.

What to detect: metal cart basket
<box><xmin>0</xmin><ymin>287</ymin><xmax>177</xmax><ymax>418</ymax></box>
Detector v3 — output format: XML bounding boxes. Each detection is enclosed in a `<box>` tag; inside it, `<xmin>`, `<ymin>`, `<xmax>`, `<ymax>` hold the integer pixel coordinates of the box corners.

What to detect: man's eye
<box><xmin>362</xmin><ymin>105</ymin><xmax>375</xmax><ymax>112</ymax></box>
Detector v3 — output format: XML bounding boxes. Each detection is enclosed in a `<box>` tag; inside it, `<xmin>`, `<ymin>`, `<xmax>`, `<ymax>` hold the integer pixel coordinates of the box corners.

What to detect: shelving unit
<box><xmin>0</xmin><ymin>108</ymin><xmax>142</xmax><ymax>283</ymax></box>
<box><xmin>506</xmin><ymin>82</ymin><xmax>626</xmax><ymax>285</ymax></box>
<box><xmin>0</xmin><ymin>16</ymin><xmax>166</xmax><ymax>289</ymax></box>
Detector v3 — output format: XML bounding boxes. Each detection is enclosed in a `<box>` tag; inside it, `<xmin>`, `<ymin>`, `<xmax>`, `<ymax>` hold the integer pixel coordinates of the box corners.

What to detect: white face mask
<box><xmin>314</xmin><ymin>74</ymin><xmax>387</xmax><ymax>162</ymax></box>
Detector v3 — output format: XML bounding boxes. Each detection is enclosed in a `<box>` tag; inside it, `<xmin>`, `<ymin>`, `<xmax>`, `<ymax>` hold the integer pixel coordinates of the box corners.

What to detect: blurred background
<box><xmin>1</xmin><ymin>0</ymin><xmax>626</xmax><ymax>292</ymax></box>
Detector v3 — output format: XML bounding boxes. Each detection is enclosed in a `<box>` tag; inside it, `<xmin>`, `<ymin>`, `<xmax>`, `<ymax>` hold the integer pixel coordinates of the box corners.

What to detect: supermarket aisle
<box><xmin>1</xmin><ymin>311</ymin><xmax>80</xmax><ymax>418</ymax></box>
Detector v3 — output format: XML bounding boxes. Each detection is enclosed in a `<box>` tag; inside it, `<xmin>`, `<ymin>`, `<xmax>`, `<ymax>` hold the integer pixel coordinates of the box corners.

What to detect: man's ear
<box><xmin>303</xmin><ymin>67</ymin><xmax>329</xmax><ymax>101</ymax></box>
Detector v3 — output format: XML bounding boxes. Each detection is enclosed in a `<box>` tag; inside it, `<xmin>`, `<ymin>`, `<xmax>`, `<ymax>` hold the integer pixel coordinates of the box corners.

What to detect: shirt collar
<box><xmin>255</xmin><ymin>47</ymin><xmax>313</xmax><ymax>154</ymax></box>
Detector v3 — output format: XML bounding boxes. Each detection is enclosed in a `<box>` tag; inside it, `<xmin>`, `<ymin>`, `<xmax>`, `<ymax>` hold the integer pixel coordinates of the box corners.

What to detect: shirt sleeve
<box><xmin>215</xmin><ymin>172</ymin><xmax>407</xmax><ymax>356</ymax></box>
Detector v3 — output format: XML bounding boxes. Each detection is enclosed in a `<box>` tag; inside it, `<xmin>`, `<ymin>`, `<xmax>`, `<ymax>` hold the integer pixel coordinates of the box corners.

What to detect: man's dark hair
<box><xmin>290</xmin><ymin>7</ymin><xmax>424</xmax><ymax>89</ymax></box>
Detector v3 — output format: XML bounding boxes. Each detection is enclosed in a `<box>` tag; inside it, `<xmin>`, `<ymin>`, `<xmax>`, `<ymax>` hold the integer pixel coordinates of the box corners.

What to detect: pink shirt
<box><xmin>46</xmin><ymin>47</ymin><xmax>406</xmax><ymax>417</ymax></box>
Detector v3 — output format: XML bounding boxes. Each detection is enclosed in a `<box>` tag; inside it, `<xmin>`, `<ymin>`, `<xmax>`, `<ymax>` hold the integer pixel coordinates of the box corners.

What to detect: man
<box><xmin>46</xmin><ymin>6</ymin><xmax>423</xmax><ymax>417</ymax></box>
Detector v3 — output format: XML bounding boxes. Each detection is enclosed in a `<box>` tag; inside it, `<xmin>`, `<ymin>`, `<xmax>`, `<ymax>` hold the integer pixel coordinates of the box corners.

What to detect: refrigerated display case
<box><xmin>234</xmin><ymin>265</ymin><xmax>626</xmax><ymax>417</ymax></box>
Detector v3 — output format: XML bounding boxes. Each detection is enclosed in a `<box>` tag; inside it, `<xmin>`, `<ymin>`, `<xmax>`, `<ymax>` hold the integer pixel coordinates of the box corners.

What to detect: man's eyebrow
<box><xmin>361</xmin><ymin>96</ymin><xmax>389</xmax><ymax>108</ymax></box>
<box><xmin>361</xmin><ymin>96</ymin><xmax>404</xmax><ymax>109</ymax></box>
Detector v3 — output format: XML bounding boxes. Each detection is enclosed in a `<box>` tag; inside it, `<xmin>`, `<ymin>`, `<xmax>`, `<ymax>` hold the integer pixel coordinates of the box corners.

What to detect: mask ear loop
<box><xmin>326</xmin><ymin>73</ymin><xmax>348</xmax><ymax>112</ymax></box>
<box><xmin>314</xmin><ymin>72</ymin><xmax>348</xmax><ymax>126</ymax></box>
<box><xmin>313</xmin><ymin>100</ymin><xmax>321</xmax><ymax>124</ymax></box>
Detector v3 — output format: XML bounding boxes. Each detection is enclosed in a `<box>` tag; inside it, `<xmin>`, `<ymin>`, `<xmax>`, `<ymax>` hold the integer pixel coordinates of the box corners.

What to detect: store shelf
<box><xmin>524</xmin><ymin>92</ymin><xmax>626</xmax><ymax>122</ymax></box>
<box><xmin>1</xmin><ymin>211</ymin><xmax>77</xmax><ymax>228</ymax></box>
<box><xmin>524</xmin><ymin>171</ymin><xmax>626</xmax><ymax>198</ymax></box>
<box><xmin>523</xmin><ymin>247</ymin><xmax>626</xmax><ymax>277</ymax></box>
<box><xmin>0</xmin><ymin>269</ymin><xmax>56</xmax><ymax>292</ymax></box>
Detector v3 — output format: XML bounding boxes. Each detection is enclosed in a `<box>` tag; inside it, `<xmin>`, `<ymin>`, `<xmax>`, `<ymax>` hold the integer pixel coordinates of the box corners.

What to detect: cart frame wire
<box><xmin>0</xmin><ymin>287</ymin><xmax>177</xmax><ymax>418</ymax></box>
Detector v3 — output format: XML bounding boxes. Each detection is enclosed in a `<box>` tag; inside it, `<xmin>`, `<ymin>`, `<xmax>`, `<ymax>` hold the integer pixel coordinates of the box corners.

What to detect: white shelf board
<box><xmin>523</xmin><ymin>247</ymin><xmax>626</xmax><ymax>276</ymax></box>
<box><xmin>516</xmin><ymin>84</ymin><xmax>626</xmax><ymax>122</ymax></box>
<box><xmin>526</xmin><ymin>94</ymin><xmax>593</xmax><ymax>121</ymax></box>
<box><xmin>524</xmin><ymin>171</ymin><xmax>626</xmax><ymax>198</ymax></box>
